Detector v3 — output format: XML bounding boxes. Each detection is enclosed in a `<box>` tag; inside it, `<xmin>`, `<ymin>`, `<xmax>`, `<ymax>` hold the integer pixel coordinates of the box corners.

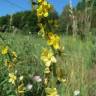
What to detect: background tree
<box><xmin>76</xmin><ymin>0</ymin><xmax>95</xmax><ymax>39</ymax></box>
<box><xmin>59</xmin><ymin>5</ymin><xmax>73</xmax><ymax>35</ymax></box>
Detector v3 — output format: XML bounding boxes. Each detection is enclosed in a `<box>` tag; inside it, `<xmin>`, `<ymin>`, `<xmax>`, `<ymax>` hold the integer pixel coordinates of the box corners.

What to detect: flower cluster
<box><xmin>41</xmin><ymin>49</ymin><xmax>56</xmax><ymax>74</ymax></box>
<box><xmin>1</xmin><ymin>46</ymin><xmax>25</xmax><ymax>95</ymax></box>
<box><xmin>41</xmin><ymin>48</ymin><xmax>56</xmax><ymax>67</ymax></box>
<box><xmin>9</xmin><ymin>73</ymin><xmax>17</xmax><ymax>85</ymax></box>
<box><xmin>36</xmin><ymin>0</ymin><xmax>64</xmax><ymax>95</ymax></box>
<box><xmin>1</xmin><ymin>46</ymin><xmax>17</xmax><ymax>70</ymax></box>
<box><xmin>1</xmin><ymin>46</ymin><xmax>8</xmax><ymax>55</ymax></box>
<box><xmin>47</xmin><ymin>32</ymin><xmax>60</xmax><ymax>49</ymax></box>
<box><xmin>37</xmin><ymin>0</ymin><xmax>51</xmax><ymax>17</ymax></box>
<box><xmin>0</xmin><ymin>0</ymin><xmax>66</xmax><ymax>95</ymax></box>
<box><xmin>41</xmin><ymin>48</ymin><xmax>56</xmax><ymax>76</ymax></box>
<box><xmin>31</xmin><ymin>0</ymin><xmax>67</xmax><ymax>95</ymax></box>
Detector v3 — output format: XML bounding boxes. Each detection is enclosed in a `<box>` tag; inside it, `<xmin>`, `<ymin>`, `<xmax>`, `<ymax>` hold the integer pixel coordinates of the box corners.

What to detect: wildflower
<box><xmin>37</xmin><ymin>6</ymin><xmax>43</xmax><ymax>17</ymax></box>
<box><xmin>41</xmin><ymin>48</ymin><xmax>56</xmax><ymax>67</ymax></box>
<box><xmin>17</xmin><ymin>83</ymin><xmax>25</xmax><ymax>94</ymax></box>
<box><xmin>1</xmin><ymin>47</ymin><xmax>8</xmax><ymax>55</ymax></box>
<box><xmin>37</xmin><ymin>5</ymin><xmax>49</xmax><ymax>17</ymax></box>
<box><xmin>44</xmin><ymin>11</ymin><xmax>48</xmax><ymax>17</ymax></box>
<box><xmin>47</xmin><ymin>32</ymin><xmax>60</xmax><ymax>49</ymax></box>
<box><xmin>37</xmin><ymin>0</ymin><xmax>51</xmax><ymax>17</ymax></box>
<box><xmin>33</xmin><ymin>75</ymin><xmax>42</xmax><ymax>82</ymax></box>
<box><xmin>26</xmin><ymin>84</ymin><xmax>33</xmax><ymax>90</ymax></box>
<box><xmin>74</xmin><ymin>90</ymin><xmax>80</xmax><ymax>96</ymax></box>
<box><xmin>9</xmin><ymin>73</ymin><xmax>16</xmax><ymax>85</ymax></box>
<box><xmin>45</xmin><ymin>87</ymin><xmax>59</xmax><ymax>96</ymax></box>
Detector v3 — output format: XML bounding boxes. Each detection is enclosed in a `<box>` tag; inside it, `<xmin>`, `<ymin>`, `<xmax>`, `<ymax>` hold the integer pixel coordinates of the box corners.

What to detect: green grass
<box><xmin>0</xmin><ymin>32</ymin><xmax>96</xmax><ymax>96</ymax></box>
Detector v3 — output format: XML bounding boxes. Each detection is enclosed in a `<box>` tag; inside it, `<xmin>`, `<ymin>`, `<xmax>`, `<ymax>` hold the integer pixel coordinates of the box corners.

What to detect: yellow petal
<box><xmin>53</xmin><ymin>43</ymin><xmax>60</xmax><ymax>49</ymax></box>
<box><xmin>51</xmin><ymin>56</ymin><xmax>57</xmax><ymax>63</ymax></box>
<box><xmin>44</xmin><ymin>12</ymin><xmax>48</xmax><ymax>17</ymax></box>
<box><xmin>45</xmin><ymin>61</ymin><xmax>51</xmax><ymax>67</ymax></box>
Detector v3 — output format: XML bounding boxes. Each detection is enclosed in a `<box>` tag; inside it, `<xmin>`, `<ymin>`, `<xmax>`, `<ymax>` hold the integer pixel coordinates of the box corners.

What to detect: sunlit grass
<box><xmin>0</xmin><ymin>32</ymin><xmax>96</xmax><ymax>96</ymax></box>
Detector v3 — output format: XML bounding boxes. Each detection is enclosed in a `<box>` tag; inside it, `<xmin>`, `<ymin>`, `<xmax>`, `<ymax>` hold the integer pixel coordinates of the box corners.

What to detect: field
<box><xmin>0</xmin><ymin>32</ymin><xmax>96</xmax><ymax>96</ymax></box>
<box><xmin>0</xmin><ymin>0</ymin><xmax>96</xmax><ymax>95</ymax></box>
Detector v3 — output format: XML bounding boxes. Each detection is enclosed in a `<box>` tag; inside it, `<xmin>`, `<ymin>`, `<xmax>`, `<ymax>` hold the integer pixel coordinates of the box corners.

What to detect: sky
<box><xmin>0</xmin><ymin>0</ymin><xmax>78</xmax><ymax>16</ymax></box>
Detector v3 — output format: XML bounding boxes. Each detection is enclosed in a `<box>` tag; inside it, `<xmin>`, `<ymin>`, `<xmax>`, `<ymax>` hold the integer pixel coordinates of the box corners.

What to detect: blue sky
<box><xmin>0</xmin><ymin>0</ymin><xmax>78</xmax><ymax>16</ymax></box>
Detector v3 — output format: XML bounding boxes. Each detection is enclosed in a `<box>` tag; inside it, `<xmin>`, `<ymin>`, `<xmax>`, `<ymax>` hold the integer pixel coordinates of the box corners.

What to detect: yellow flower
<box><xmin>37</xmin><ymin>0</ymin><xmax>51</xmax><ymax>17</ymax></box>
<box><xmin>42</xmin><ymin>1</ymin><xmax>51</xmax><ymax>10</ymax></box>
<box><xmin>44</xmin><ymin>11</ymin><xmax>48</xmax><ymax>17</ymax></box>
<box><xmin>17</xmin><ymin>83</ymin><xmax>25</xmax><ymax>94</ymax></box>
<box><xmin>37</xmin><ymin>5</ymin><xmax>49</xmax><ymax>17</ymax></box>
<box><xmin>45</xmin><ymin>87</ymin><xmax>59</xmax><ymax>96</ymax></box>
<box><xmin>47</xmin><ymin>32</ymin><xmax>60</xmax><ymax>49</ymax></box>
<box><xmin>41</xmin><ymin>48</ymin><xmax>56</xmax><ymax>67</ymax></box>
<box><xmin>9</xmin><ymin>73</ymin><xmax>16</xmax><ymax>85</ymax></box>
<box><xmin>43</xmin><ymin>1</ymin><xmax>47</xmax><ymax>5</ymax></box>
<box><xmin>37</xmin><ymin>5</ymin><xmax>43</xmax><ymax>17</ymax></box>
<box><xmin>1</xmin><ymin>47</ymin><xmax>8</xmax><ymax>55</ymax></box>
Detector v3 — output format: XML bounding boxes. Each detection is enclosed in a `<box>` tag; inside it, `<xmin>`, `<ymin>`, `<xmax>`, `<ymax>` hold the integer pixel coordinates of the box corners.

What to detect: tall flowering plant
<box><xmin>32</xmin><ymin>0</ymin><xmax>66</xmax><ymax>95</ymax></box>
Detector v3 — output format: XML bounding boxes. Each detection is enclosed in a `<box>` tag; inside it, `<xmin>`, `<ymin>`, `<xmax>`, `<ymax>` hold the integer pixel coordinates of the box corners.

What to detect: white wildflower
<box><xmin>74</xmin><ymin>90</ymin><xmax>80</xmax><ymax>96</ymax></box>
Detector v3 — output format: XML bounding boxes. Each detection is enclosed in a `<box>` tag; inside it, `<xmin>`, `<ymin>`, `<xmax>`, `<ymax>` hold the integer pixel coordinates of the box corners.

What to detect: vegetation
<box><xmin>0</xmin><ymin>0</ymin><xmax>96</xmax><ymax>96</ymax></box>
<box><xmin>0</xmin><ymin>32</ymin><xmax>96</xmax><ymax>96</ymax></box>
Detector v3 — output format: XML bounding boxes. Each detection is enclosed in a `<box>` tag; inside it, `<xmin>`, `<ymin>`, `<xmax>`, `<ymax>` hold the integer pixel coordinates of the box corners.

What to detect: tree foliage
<box><xmin>59</xmin><ymin>0</ymin><xmax>96</xmax><ymax>37</ymax></box>
<box><xmin>0</xmin><ymin>7</ymin><xmax>59</xmax><ymax>34</ymax></box>
<box><xmin>0</xmin><ymin>1</ymin><xmax>96</xmax><ymax>36</ymax></box>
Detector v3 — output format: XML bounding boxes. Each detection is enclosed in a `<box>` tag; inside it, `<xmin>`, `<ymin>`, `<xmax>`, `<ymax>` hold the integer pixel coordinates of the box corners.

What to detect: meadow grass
<box><xmin>0</xmin><ymin>32</ymin><xmax>96</xmax><ymax>96</ymax></box>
